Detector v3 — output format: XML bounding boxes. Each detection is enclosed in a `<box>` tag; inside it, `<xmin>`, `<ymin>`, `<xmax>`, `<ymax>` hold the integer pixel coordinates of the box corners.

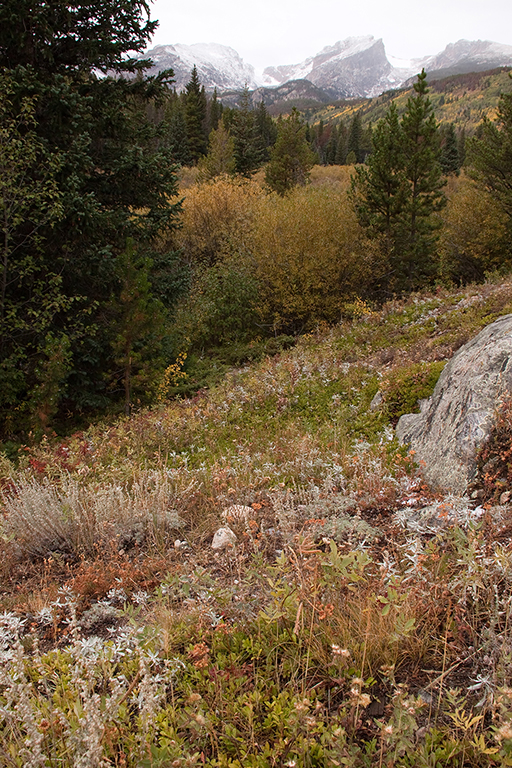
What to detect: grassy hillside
<box><xmin>2</xmin><ymin>278</ymin><xmax>512</xmax><ymax>765</ymax></box>
<box><xmin>305</xmin><ymin>67</ymin><xmax>512</xmax><ymax>132</ymax></box>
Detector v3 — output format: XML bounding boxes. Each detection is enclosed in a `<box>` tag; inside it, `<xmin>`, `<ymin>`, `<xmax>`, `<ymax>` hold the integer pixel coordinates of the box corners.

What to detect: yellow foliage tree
<box><xmin>439</xmin><ymin>174</ymin><xmax>510</xmax><ymax>281</ymax></box>
<box><xmin>250</xmin><ymin>186</ymin><xmax>381</xmax><ymax>332</ymax></box>
<box><xmin>172</xmin><ymin>176</ymin><xmax>261</xmax><ymax>267</ymax></box>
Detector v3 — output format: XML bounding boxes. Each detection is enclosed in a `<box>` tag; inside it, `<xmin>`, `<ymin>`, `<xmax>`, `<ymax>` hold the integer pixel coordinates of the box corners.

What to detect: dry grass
<box><xmin>2</xmin><ymin>277</ymin><xmax>512</xmax><ymax>764</ymax></box>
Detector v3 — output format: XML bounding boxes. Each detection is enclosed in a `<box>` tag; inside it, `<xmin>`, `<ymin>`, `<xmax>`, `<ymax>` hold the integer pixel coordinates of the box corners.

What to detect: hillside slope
<box><xmin>3</xmin><ymin>278</ymin><xmax>512</xmax><ymax>764</ymax></box>
<box><xmin>305</xmin><ymin>66</ymin><xmax>512</xmax><ymax>131</ymax></box>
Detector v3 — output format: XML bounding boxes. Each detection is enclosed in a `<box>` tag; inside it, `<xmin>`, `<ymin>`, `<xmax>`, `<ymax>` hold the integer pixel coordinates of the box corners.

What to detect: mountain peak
<box><xmin>142</xmin><ymin>42</ymin><xmax>258</xmax><ymax>90</ymax></box>
<box><xmin>140</xmin><ymin>36</ymin><xmax>512</xmax><ymax>101</ymax></box>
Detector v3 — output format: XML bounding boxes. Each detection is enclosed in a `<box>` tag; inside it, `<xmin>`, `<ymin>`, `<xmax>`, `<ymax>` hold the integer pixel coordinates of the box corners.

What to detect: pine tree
<box><xmin>318</xmin><ymin>124</ymin><xmax>336</xmax><ymax>165</ymax></box>
<box><xmin>351</xmin><ymin>71</ymin><xmax>446</xmax><ymax>294</ymax></box>
<box><xmin>347</xmin><ymin>113</ymin><xmax>364</xmax><ymax>163</ymax></box>
<box><xmin>185</xmin><ymin>66</ymin><xmax>207</xmax><ymax>162</ymax></box>
<box><xmin>165</xmin><ymin>97</ymin><xmax>190</xmax><ymax>165</ymax></box>
<box><xmin>440</xmin><ymin>123</ymin><xmax>460</xmax><ymax>175</ymax></box>
<box><xmin>0</xmin><ymin>0</ymin><xmax>182</xmax><ymax>433</ymax></box>
<box><xmin>109</xmin><ymin>241</ymin><xmax>167</xmax><ymax>416</ymax></box>
<box><xmin>458</xmin><ymin>128</ymin><xmax>466</xmax><ymax>168</ymax></box>
<box><xmin>254</xmin><ymin>100</ymin><xmax>277</xmax><ymax>161</ymax></box>
<box><xmin>265</xmin><ymin>109</ymin><xmax>316</xmax><ymax>195</ymax></box>
<box><xmin>207</xmin><ymin>88</ymin><xmax>222</xmax><ymax>133</ymax></box>
<box><xmin>469</xmin><ymin>90</ymin><xmax>512</xmax><ymax>218</ymax></box>
<box><xmin>350</xmin><ymin>102</ymin><xmax>407</xmax><ymax>257</ymax></box>
<box><xmin>400</xmin><ymin>69</ymin><xmax>446</xmax><ymax>289</ymax></box>
<box><xmin>335</xmin><ymin>121</ymin><xmax>348</xmax><ymax>164</ymax></box>
<box><xmin>231</xmin><ymin>86</ymin><xmax>264</xmax><ymax>177</ymax></box>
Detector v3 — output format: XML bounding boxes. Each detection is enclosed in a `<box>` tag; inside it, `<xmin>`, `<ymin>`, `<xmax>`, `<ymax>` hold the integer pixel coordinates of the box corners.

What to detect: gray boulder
<box><xmin>396</xmin><ymin>314</ymin><xmax>512</xmax><ymax>493</ymax></box>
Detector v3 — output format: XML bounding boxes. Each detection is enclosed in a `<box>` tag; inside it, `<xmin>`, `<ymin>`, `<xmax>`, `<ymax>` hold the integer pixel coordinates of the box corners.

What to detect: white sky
<box><xmin>147</xmin><ymin>0</ymin><xmax>512</xmax><ymax>70</ymax></box>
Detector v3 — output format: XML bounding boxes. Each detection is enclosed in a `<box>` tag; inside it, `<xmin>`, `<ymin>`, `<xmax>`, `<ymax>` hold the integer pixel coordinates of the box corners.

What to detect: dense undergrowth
<box><xmin>2</xmin><ymin>278</ymin><xmax>512</xmax><ymax>765</ymax></box>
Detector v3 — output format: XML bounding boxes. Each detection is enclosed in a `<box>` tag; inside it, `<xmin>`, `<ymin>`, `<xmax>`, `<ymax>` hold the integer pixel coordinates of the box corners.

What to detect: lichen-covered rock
<box><xmin>396</xmin><ymin>314</ymin><xmax>512</xmax><ymax>493</ymax></box>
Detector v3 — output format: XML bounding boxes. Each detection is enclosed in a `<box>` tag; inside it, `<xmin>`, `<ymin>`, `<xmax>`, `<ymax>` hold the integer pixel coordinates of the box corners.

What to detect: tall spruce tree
<box><xmin>207</xmin><ymin>88</ymin><xmax>222</xmax><ymax>133</ymax></box>
<box><xmin>351</xmin><ymin>70</ymin><xmax>446</xmax><ymax>294</ymax></box>
<box><xmin>347</xmin><ymin>113</ymin><xmax>364</xmax><ymax>163</ymax></box>
<box><xmin>350</xmin><ymin>102</ymin><xmax>408</xmax><ymax>268</ymax></box>
<box><xmin>440</xmin><ymin>123</ymin><xmax>460</xmax><ymax>175</ymax></box>
<box><xmin>400</xmin><ymin>69</ymin><xmax>446</xmax><ymax>290</ymax></box>
<box><xmin>165</xmin><ymin>96</ymin><xmax>190</xmax><ymax>165</ymax></box>
<box><xmin>185</xmin><ymin>65</ymin><xmax>207</xmax><ymax>162</ymax></box>
<box><xmin>265</xmin><ymin>109</ymin><xmax>316</xmax><ymax>195</ymax></box>
<box><xmin>254</xmin><ymin>100</ymin><xmax>277</xmax><ymax>161</ymax></box>
<box><xmin>335</xmin><ymin>120</ymin><xmax>349</xmax><ymax>164</ymax></box>
<box><xmin>231</xmin><ymin>86</ymin><xmax>264</xmax><ymax>177</ymax></box>
<box><xmin>0</xmin><ymin>0</ymin><xmax>183</xmax><ymax>435</ymax></box>
<box><xmin>469</xmin><ymin>90</ymin><xmax>512</xmax><ymax>218</ymax></box>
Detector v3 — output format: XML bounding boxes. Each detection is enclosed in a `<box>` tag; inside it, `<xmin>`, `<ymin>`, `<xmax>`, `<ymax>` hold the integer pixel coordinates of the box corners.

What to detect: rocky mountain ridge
<box><xmin>141</xmin><ymin>36</ymin><xmax>512</xmax><ymax>101</ymax></box>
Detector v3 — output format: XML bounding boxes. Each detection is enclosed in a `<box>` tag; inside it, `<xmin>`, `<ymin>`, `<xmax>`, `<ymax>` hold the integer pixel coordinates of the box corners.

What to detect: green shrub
<box><xmin>381</xmin><ymin>360</ymin><xmax>446</xmax><ymax>424</ymax></box>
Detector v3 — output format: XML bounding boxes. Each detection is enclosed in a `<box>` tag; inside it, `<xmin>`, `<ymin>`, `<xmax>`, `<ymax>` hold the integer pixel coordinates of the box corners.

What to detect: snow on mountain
<box><xmin>142</xmin><ymin>43</ymin><xmax>258</xmax><ymax>91</ymax></box>
<box><xmin>261</xmin><ymin>36</ymin><xmax>382</xmax><ymax>89</ymax></box>
<box><xmin>422</xmin><ymin>39</ymin><xmax>512</xmax><ymax>73</ymax></box>
<box><xmin>140</xmin><ymin>37</ymin><xmax>512</xmax><ymax>101</ymax></box>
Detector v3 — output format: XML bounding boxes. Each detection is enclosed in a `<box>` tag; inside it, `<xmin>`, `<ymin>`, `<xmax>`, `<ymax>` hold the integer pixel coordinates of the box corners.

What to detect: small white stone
<box><xmin>211</xmin><ymin>527</ymin><xmax>237</xmax><ymax>550</ymax></box>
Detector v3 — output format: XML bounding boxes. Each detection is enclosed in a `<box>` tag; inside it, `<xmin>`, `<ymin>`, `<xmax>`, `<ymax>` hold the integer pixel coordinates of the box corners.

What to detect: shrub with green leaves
<box><xmin>380</xmin><ymin>360</ymin><xmax>446</xmax><ymax>424</ymax></box>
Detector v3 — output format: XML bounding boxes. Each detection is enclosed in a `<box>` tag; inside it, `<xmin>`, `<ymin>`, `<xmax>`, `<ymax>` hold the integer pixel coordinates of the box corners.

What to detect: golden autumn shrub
<box><xmin>170</xmin><ymin>173</ymin><xmax>383</xmax><ymax>350</ymax></box>
<box><xmin>439</xmin><ymin>174</ymin><xmax>510</xmax><ymax>282</ymax></box>
<box><xmin>172</xmin><ymin>175</ymin><xmax>261</xmax><ymax>266</ymax></box>
<box><xmin>250</xmin><ymin>186</ymin><xmax>381</xmax><ymax>332</ymax></box>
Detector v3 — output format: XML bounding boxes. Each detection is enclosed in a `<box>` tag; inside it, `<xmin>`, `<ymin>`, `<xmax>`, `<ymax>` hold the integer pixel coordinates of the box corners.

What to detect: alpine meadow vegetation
<box><xmin>4</xmin><ymin>8</ymin><xmax>512</xmax><ymax>764</ymax></box>
<box><xmin>2</xmin><ymin>280</ymin><xmax>512</xmax><ymax>765</ymax></box>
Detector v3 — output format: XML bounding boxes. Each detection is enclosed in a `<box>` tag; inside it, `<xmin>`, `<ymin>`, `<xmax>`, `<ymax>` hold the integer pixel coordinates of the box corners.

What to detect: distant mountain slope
<box><xmin>262</xmin><ymin>36</ymin><xmax>420</xmax><ymax>98</ymax></box>
<box><xmin>221</xmin><ymin>79</ymin><xmax>333</xmax><ymax>114</ymax></box>
<box><xmin>141</xmin><ymin>43</ymin><xmax>258</xmax><ymax>91</ymax></box>
<box><xmin>140</xmin><ymin>37</ymin><xmax>512</xmax><ymax>102</ymax></box>
<box><xmin>418</xmin><ymin>39</ymin><xmax>512</xmax><ymax>80</ymax></box>
<box><xmin>304</xmin><ymin>67</ymin><xmax>512</xmax><ymax>133</ymax></box>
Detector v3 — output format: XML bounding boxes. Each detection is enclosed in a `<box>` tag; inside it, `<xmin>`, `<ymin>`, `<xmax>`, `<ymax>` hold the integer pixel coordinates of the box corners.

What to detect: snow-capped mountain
<box><xmin>141</xmin><ymin>43</ymin><xmax>258</xmax><ymax>91</ymax></box>
<box><xmin>262</xmin><ymin>36</ymin><xmax>394</xmax><ymax>97</ymax></box>
<box><xmin>415</xmin><ymin>39</ymin><xmax>512</xmax><ymax>77</ymax></box>
<box><xmin>140</xmin><ymin>38</ymin><xmax>512</xmax><ymax>100</ymax></box>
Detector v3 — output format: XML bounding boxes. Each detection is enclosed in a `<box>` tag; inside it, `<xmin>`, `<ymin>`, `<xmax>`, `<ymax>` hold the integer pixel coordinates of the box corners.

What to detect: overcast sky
<box><xmin>148</xmin><ymin>0</ymin><xmax>512</xmax><ymax>70</ymax></box>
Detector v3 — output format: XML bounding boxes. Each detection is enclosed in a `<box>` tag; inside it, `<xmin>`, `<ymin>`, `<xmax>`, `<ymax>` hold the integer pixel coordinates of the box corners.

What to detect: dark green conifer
<box><xmin>335</xmin><ymin>121</ymin><xmax>348</xmax><ymax>164</ymax></box>
<box><xmin>351</xmin><ymin>71</ymin><xmax>446</xmax><ymax>294</ymax></box>
<box><xmin>400</xmin><ymin>69</ymin><xmax>446</xmax><ymax>289</ymax></box>
<box><xmin>208</xmin><ymin>88</ymin><xmax>221</xmax><ymax>133</ymax></box>
<box><xmin>469</xmin><ymin>91</ymin><xmax>512</xmax><ymax>217</ymax></box>
<box><xmin>254</xmin><ymin>100</ymin><xmax>277</xmax><ymax>161</ymax></box>
<box><xmin>347</xmin><ymin>113</ymin><xmax>364</xmax><ymax>163</ymax></box>
<box><xmin>265</xmin><ymin>108</ymin><xmax>316</xmax><ymax>195</ymax></box>
<box><xmin>231</xmin><ymin>86</ymin><xmax>264</xmax><ymax>176</ymax></box>
<box><xmin>185</xmin><ymin>65</ymin><xmax>207</xmax><ymax>162</ymax></box>
<box><xmin>165</xmin><ymin>98</ymin><xmax>190</xmax><ymax>165</ymax></box>
<box><xmin>440</xmin><ymin>123</ymin><xmax>460</xmax><ymax>175</ymax></box>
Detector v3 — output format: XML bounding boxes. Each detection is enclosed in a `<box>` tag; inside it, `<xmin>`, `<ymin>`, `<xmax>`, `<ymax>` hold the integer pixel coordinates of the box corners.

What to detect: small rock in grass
<box><xmin>211</xmin><ymin>527</ymin><xmax>237</xmax><ymax>550</ymax></box>
<box><xmin>369</xmin><ymin>391</ymin><xmax>383</xmax><ymax>412</ymax></box>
